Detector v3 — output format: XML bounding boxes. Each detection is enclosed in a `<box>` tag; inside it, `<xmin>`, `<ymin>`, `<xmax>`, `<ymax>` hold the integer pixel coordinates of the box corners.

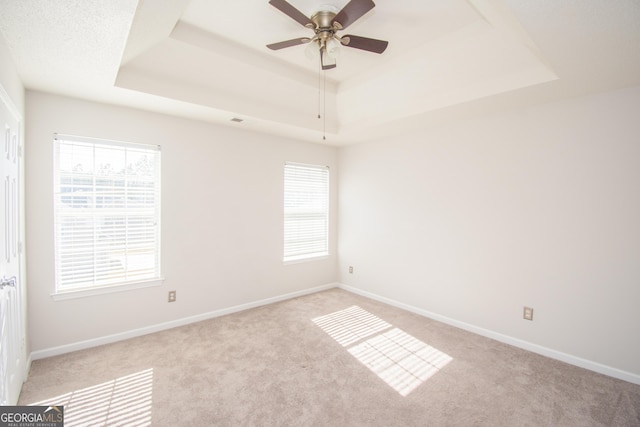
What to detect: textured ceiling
<box><xmin>0</xmin><ymin>0</ymin><xmax>639</xmax><ymax>145</ymax></box>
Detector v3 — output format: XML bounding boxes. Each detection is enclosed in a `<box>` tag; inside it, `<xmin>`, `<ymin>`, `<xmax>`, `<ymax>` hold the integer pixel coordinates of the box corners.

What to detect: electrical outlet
<box><xmin>348</xmin><ymin>266</ymin><xmax>353</xmax><ymax>274</ymax></box>
<box><xmin>168</xmin><ymin>291</ymin><xmax>176</xmax><ymax>303</ymax></box>
<box><xmin>523</xmin><ymin>306</ymin><xmax>533</xmax><ymax>321</ymax></box>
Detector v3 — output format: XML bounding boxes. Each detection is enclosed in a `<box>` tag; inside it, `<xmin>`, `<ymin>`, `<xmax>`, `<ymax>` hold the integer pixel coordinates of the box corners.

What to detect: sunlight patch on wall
<box><xmin>29</xmin><ymin>368</ymin><xmax>153</xmax><ymax>426</ymax></box>
<box><xmin>313</xmin><ymin>306</ymin><xmax>452</xmax><ymax>396</ymax></box>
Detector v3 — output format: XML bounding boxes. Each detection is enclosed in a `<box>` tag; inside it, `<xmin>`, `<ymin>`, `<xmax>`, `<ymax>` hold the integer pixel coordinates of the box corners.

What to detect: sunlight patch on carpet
<box><xmin>313</xmin><ymin>306</ymin><xmax>452</xmax><ymax>396</ymax></box>
<box><xmin>29</xmin><ymin>368</ymin><xmax>153</xmax><ymax>426</ymax></box>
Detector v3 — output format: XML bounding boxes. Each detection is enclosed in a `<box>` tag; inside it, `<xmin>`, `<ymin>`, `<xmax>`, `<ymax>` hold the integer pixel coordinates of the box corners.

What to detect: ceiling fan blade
<box><xmin>332</xmin><ymin>0</ymin><xmax>376</xmax><ymax>30</ymax></box>
<box><xmin>268</xmin><ymin>0</ymin><xmax>314</xmax><ymax>28</ymax></box>
<box><xmin>267</xmin><ymin>37</ymin><xmax>311</xmax><ymax>50</ymax></box>
<box><xmin>341</xmin><ymin>34</ymin><xmax>388</xmax><ymax>53</ymax></box>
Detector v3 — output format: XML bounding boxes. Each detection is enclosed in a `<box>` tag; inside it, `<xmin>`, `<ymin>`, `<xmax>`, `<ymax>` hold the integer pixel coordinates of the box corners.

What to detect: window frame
<box><xmin>52</xmin><ymin>134</ymin><xmax>163</xmax><ymax>298</ymax></box>
<box><xmin>283</xmin><ymin>162</ymin><xmax>330</xmax><ymax>263</ymax></box>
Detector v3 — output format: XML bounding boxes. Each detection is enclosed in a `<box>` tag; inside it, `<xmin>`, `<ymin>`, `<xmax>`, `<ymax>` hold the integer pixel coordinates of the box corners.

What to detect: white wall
<box><xmin>338</xmin><ymin>86</ymin><xmax>640</xmax><ymax>377</ymax></box>
<box><xmin>21</xmin><ymin>79</ymin><xmax>640</xmax><ymax>380</ymax></box>
<box><xmin>25</xmin><ymin>91</ymin><xmax>337</xmax><ymax>353</ymax></box>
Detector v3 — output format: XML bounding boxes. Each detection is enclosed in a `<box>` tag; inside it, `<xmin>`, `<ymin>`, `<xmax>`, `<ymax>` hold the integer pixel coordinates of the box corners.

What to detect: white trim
<box><xmin>23</xmin><ymin>354</ymin><xmax>32</xmax><ymax>383</ymax></box>
<box><xmin>31</xmin><ymin>281</ymin><xmax>639</xmax><ymax>385</ymax></box>
<box><xmin>54</xmin><ymin>133</ymin><xmax>160</xmax><ymax>152</ymax></box>
<box><xmin>30</xmin><ymin>282</ymin><xmax>338</xmax><ymax>360</ymax></box>
<box><xmin>53</xmin><ymin>135</ymin><xmax>162</xmax><ymax>293</ymax></box>
<box><xmin>283</xmin><ymin>254</ymin><xmax>329</xmax><ymax>265</ymax></box>
<box><xmin>284</xmin><ymin>161</ymin><xmax>330</xmax><ymax>169</ymax></box>
<box><xmin>338</xmin><ymin>283</ymin><xmax>640</xmax><ymax>386</ymax></box>
<box><xmin>51</xmin><ymin>278</ymin><xmax>165</xmax><ymax>300</ymax></box>
<box><xmin>283</xmin><ymin>162</ymin><xmax>329</xmax><ymax>261</ymax></box>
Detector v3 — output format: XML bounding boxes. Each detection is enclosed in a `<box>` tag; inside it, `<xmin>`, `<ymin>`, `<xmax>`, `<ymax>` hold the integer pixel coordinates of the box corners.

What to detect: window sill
<box><xmin>51</xmin><ymin>277</ymin><xmax>164</xmax><ymax>301</ymax></box>
<box><xmin>283</xmin><ymin>254</ymin><xmax>329</xmax><ymax>265</ymax></box>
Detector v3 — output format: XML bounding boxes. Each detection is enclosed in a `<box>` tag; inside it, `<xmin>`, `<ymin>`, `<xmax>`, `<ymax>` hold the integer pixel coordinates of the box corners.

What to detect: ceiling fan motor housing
<box><xmin>310</xmin><ymin>10</ymin><xmax>339</xmax><ymax>46</ymax></box>
<box><xmin>311</xmin><ymin>10</ymin><xmax>338</xmax><ymax>29</ymax></box>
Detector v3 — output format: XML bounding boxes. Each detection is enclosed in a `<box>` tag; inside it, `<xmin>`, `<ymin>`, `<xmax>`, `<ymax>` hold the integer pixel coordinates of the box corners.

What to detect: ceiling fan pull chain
<box><xmin>323</xmin><ymin>69</ymin><xmax>327</xmax><ymax>141</ymax></box>
<box><xmin>318</xmin><ymin>56</ymin><xmax>322</xmax><ymax>120</ymax></box>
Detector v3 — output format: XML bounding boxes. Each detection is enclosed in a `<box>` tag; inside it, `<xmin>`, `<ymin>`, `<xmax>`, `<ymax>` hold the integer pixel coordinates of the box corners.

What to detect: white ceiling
<box><xmin>1</xmin><ymin>0</ymin><xmax>639</xmax><ymax>145</ymax></box>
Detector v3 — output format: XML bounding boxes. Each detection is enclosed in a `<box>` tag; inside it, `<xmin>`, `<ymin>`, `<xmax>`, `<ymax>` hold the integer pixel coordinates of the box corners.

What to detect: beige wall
<box><xmin>25</xmin><ymin>91</ymin><xmax>338</xmax><ymax>353</ymax></box>
<box><xmin>338</xmin><ymin>86</ymin><xmax>640</xmax><ymax>378</ymax></box>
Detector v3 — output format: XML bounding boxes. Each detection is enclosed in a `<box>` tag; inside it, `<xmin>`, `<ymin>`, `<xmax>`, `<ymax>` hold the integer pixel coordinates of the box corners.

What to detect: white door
<box><xmin>0</xmin><ymin>87</ymin><xmax>25</xmax><ymax>405</ymax></box>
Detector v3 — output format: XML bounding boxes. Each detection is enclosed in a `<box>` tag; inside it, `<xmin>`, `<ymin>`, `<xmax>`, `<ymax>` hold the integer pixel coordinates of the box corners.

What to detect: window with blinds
<box><xmin>284</xmin><ymin>162</ymin><xmax>329</xmax><ymax>262</ymax></box>
<box><xmin>53</xmin><ymin>134</ymin><xmax>161</xmax><ymax>293</ymax></box>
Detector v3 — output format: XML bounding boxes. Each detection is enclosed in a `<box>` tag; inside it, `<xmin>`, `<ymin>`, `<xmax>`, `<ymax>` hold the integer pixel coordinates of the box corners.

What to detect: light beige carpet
<box><xmin>18</xmin><ymin>288</ymin><xmax>640</xmax><ymax>426</ymax></box>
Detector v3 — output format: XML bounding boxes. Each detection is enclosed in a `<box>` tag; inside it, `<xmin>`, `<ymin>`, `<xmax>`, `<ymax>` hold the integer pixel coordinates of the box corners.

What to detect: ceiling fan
<box><xmin>266</xmin><ymin>0</ymin><xmax>389</xmax><ymax>70</ymax></box>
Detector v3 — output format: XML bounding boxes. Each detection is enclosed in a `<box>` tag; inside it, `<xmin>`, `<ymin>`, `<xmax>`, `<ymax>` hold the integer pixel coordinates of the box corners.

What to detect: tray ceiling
<box><xmin>1</xmin><ymin>0</ymin><xmax>639</xmax><ymax>144</ymax></box>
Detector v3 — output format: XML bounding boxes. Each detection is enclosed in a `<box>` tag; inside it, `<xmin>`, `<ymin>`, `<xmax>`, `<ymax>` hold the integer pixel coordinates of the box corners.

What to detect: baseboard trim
<box><xmin>338</xmin><ymin>283</ymin><xmax>640</xmax><ymax>386</ymax></box>
<box><xmin>30</xmin><ymin>283</ymin><xmax>338</xmax><ymax>361</ymax></box>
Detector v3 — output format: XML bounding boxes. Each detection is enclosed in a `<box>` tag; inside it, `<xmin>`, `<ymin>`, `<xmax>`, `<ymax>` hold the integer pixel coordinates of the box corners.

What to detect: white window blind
<box><xmin>53</xmin><ymin>134</ymin><xmax>161</xmax><ymax>293</ymax></box>
<box><xmin>284</xmin><ymin>162</ymin><xmax>329</xmax><ymax>262</ymax></box>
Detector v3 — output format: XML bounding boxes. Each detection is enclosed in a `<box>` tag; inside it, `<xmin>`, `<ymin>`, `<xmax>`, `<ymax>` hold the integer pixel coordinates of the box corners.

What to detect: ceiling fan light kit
<box><xmin>267</xmin><ymin>0</ymin><xmax>389</xmax><ymax>70</ymax></box>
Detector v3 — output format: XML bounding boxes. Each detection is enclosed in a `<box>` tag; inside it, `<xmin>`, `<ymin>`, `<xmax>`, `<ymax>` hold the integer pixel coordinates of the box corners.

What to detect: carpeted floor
<box><xmin>18</xmin><ymin>288</ymin><xmax>640</xmax><ymax>426</ymax></box>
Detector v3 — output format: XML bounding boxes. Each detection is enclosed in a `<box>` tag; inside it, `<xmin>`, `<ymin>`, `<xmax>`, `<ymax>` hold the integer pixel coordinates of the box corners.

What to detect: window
<box><xmin>53</xmin><ymin>134</ymin><xmax>161</xmax><ymax>294</ymax></box>
<box><xmin>284</xmin><ymin>162</ymin><xmax>329</xmax><ymax>262</ymax></box>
